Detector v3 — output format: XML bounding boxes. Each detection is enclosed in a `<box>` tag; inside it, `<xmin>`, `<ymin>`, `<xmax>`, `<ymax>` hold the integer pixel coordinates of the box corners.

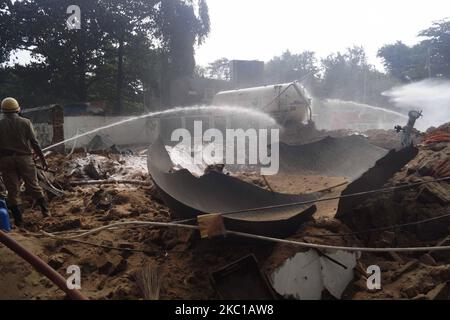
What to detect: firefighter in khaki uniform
<box><xmin>0</xmin><ymin>97</ymin><xmax>50</xmax><ymax>226</ymax></box>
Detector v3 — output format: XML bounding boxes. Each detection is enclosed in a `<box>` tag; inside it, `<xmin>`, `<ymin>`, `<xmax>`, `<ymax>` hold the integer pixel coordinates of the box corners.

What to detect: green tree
<box><xmin>156</xmin><ymin>0</ymin><xmax>210</xmax><ymax>106</ymax></box>
<box><xmin>321</xmin><ymin>47</ymin><xmax>369</xmax><ymax>101</ymax></box>
<box><xmin>0</xmin><ymin>1</ymin><xmax>16</xmax><ymax>64</ymax></box>
<box><xmin>264</xmin><ymin>50</ymin><xmax>320</xmax><ymax>95</ymax></box>
<box><xmin>5</xmin><ymin>0</ymin><xmax>111</xmax><ymax>102</ymax></box>
<box><xmin>206</xmin><ymin>58</ymin><xmax>230</xmax><ymax>80</ymax></box>
<box><xmin>1</xmin><ymin>0</ymin><xmax>211</xmax><ymax>112</ymax></box>
<box><xmin>419</xmin><ymin>19</ymin><xmax>450</xmax><ymax>78</ymax></box>
<box><xmin>378</xmin><ymin>19</ymin><xmax>450</xmax><ymax>81</ymax></box>
<box><xmin>321</xmin><ymin>46</ymin><xmax>397</xmax><ymax>106</ymax></box>
<box><xmin>378</xmin><ymin>41</ymin><xmax>428</xmax><ymax>81</ymax></box>
<box><xmin>265</xmin><ymin>50</ymin><xmax>318</xmax><ymax>82</ymax></box>
<box><xmin>97</xmin><ymin>0</ymin><xmax>158</xmax><ymax>113</ymax></box>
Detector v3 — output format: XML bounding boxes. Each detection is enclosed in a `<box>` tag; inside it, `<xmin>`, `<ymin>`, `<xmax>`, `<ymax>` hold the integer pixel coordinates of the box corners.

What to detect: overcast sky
<box><xmin>195</xmin><ymin>0</ymin><xmax>450</xmax><ymax>70</ymax></box>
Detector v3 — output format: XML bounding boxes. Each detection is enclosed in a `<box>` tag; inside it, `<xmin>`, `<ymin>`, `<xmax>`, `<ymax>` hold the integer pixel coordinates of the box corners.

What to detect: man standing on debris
<box><xmin>0</xmin><ymin>97</ymin><xmax>50</xmax><ymax>226</ymax></box>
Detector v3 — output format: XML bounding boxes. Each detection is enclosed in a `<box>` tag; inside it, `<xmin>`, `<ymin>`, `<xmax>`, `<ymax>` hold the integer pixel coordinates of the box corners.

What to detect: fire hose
<box><xmin>0</xmin><ymin>230</ymin><xmax>87</xmax><ymax>300</ymax></box>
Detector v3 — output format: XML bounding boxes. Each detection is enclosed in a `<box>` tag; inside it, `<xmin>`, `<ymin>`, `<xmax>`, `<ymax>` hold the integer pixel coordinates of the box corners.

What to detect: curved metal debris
<box><xmin>278</xmin><ymin>135</ymin><xmax>389</xmax><ymax>181</ymax></box>
<box><xmin>335</xmin><ymin>145</ymin><xmax>419</xmax><ymax>223</ymax></box>
<box><xmin>147</xmin><ymin>138</ymin><xmax>319</xmax><ymax>238</ymax></box>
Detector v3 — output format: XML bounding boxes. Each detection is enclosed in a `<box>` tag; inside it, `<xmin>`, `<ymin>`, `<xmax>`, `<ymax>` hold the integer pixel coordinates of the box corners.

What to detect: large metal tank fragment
<box><xmin>147</xmin><ymin>138</ymin><xmax>319</xmax><ymax>238</ymax></box>
<box><xmin>278</xmin><ymin>135</ymin><xmax>389</xmax><ymax>181</ymax></box>
<box><xmin>335</xmin><ymin>146</ymin><xmax>419</xmax><ymax>224</ymax></box>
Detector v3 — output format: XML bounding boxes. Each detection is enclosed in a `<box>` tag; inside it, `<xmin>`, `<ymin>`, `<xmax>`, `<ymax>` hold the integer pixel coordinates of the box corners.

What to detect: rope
<box><xmin>174</xmin><ymin>176</ymin><xmax>450</xmax><ymax>224</ymax></box>
<box><xmin>41</xmin><ymin>219</ymin><xmax>450</xmax><ymax>253</ymax></box>
<box><xmin>41</xmin><ymin>221</ymin><xmax>198</xmax><ymax>240</ymax></box>
<box><xmin>312</xmin><ymin>211</ymin><xmax>450</xmax><ymax>238</ymax></box>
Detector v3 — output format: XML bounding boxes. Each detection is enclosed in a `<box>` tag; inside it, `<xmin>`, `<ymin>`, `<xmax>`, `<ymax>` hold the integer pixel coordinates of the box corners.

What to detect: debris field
<box><xmin>0</xmin><ymin>124</ymin><xmax>449</xmax><ymax>300</ymax></box>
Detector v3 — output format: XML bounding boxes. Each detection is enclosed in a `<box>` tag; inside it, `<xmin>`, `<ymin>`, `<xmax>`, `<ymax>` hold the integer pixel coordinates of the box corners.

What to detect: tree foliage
<box><xmin>322</xmin><ymin>48</ymin><xmax>397</xmax><ymax>106</ymax></box>
<box><xmin>0</xmin><ymin>0</ymin><xmax>210</xmax><ymax>112</ymax></box>
<box><xmin>378</xmin><ymin>19</ymin><xmax>450</xmax><ymax>82</ymax></box>
<box><xmin>260</xmin><ymin>47</ymin><xmax>397</xmax><ymax>107</ymax></box>
<box><xmin>206</xmin><ymin>58</ymin><xmax>231</xmax><ymax>80</ymax></box>
<box><xmin>265</xmin><ymin>50</ymin><xmax>318</xmax><ymax>83</ymax></box>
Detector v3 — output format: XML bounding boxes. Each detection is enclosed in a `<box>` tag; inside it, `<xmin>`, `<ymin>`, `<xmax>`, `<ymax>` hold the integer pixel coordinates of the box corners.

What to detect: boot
<box><xmin>10</xmin><ymin>206</ymin><xmax>23</xmax><ymax>227</ymax></box>
<box><xmin>36</xmin><ymin>198</ymin><xmax>51</xmax><ymax>217</ymax></box>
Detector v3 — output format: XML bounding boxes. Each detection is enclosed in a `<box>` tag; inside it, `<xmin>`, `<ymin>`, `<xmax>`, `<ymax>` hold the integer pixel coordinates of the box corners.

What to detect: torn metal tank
<box><xmin>335</xmin><ymin>146</ymin><xmax>419</xmax><ymax>224</ymax></box>
<box><xmin>147</xmin><ymin>138</ymin><xmax>319</xmax><ymax>238</ymax></box>
<box><xmin>336</xmin><ymin>111</ymin><xmax>422</xmax><ymax>223</ymax></box>
<box><xmin>277</xmin><ymin>135</ymin><xmax>389</xmax><ymax>181</ymax></box>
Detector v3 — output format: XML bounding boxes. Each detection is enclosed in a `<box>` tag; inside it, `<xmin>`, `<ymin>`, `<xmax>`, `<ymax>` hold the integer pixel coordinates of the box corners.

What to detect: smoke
<box><xmin>383</xmin><ymin>79</ymin><xmax>450</xmax><ymax>131</ymax></box>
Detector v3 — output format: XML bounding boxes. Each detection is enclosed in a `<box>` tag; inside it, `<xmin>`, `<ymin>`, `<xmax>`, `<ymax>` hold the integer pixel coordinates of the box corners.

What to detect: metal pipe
<box><xmin>0</xmin><ymin>230</ymin><xmax>87</xmax><ymax>300</ymax></box>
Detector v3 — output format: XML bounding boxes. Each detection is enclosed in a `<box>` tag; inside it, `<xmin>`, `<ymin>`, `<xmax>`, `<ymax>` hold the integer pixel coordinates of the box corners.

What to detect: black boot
<box><xmin>36</xmin><ymin>198</ymin><xmax>50</xmax><ymax>217</ymax></box>
<box><xmin>10</xmin><ymin>206</ymin><xmax>23</xmax><ymax>227</ymax></box>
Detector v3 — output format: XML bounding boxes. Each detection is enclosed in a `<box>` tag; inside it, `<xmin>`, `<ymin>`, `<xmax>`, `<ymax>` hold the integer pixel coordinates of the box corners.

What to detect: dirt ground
<box><xmin>0</xmin><ymin>127</ymin><xmax>449</xmax><ymax>300</ymax></box>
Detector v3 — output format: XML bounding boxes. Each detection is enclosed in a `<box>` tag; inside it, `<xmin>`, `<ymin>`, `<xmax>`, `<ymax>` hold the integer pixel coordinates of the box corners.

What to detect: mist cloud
<box><xmin>383</xmin><ymin>79</ymin><xmax>450</xmax><ymax>131</ymax></box>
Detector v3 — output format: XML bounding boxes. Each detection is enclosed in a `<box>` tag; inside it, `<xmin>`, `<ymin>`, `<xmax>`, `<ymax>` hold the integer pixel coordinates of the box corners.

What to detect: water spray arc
<box><xmin>43</xmin><ymin>106</ymin><xmax>277</xmax><ymax>152</ymax></box>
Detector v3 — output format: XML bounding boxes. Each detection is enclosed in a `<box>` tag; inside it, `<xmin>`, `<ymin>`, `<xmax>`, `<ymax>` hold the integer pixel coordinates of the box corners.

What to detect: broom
<box><xmin>135</xmin><ymin>264</ymin><xmax>161</xmax><ymax>300</ymax></box>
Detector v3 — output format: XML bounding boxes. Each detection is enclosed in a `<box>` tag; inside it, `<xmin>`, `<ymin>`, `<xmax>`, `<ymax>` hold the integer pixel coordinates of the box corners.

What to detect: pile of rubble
<box><xmin>331</xmin><ymin>123</ymin><xmax>450</xmax><ymax>299</ymax></box>
<box><xmin>1</xmin><ymin>124</ymin><xmax>449</xmax><ymax>300</ymax></box>
<box><xmin>342</xmin><ymin>124</ymin><xmax>450</xmax><ymax>243</ymax></box>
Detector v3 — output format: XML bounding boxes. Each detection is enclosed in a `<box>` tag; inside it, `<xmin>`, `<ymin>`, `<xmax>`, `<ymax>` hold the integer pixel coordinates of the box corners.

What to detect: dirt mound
<box><xmin>2</xmin><ymin>126</ymin><xmax>449</xmax><ymax>300</ymax></box>
<box><xmin>340</xmin><ymin>127</ymin><xmax>450</xmax><ymax>243</ymax></box>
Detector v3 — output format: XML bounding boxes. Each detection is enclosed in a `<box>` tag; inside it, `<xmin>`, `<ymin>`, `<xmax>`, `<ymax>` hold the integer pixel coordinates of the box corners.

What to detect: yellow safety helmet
<box><xmin>1</xmin><ymin>97</ymin><xmax>21</xmax><ymax>113</ymax></box>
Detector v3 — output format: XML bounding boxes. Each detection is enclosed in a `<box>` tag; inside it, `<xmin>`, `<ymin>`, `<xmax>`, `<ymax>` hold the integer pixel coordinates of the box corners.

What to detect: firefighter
<box><xmin>0</xmin><ymin>97</ymin><xmax>50</xmax><ymax>226</ymax></box>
